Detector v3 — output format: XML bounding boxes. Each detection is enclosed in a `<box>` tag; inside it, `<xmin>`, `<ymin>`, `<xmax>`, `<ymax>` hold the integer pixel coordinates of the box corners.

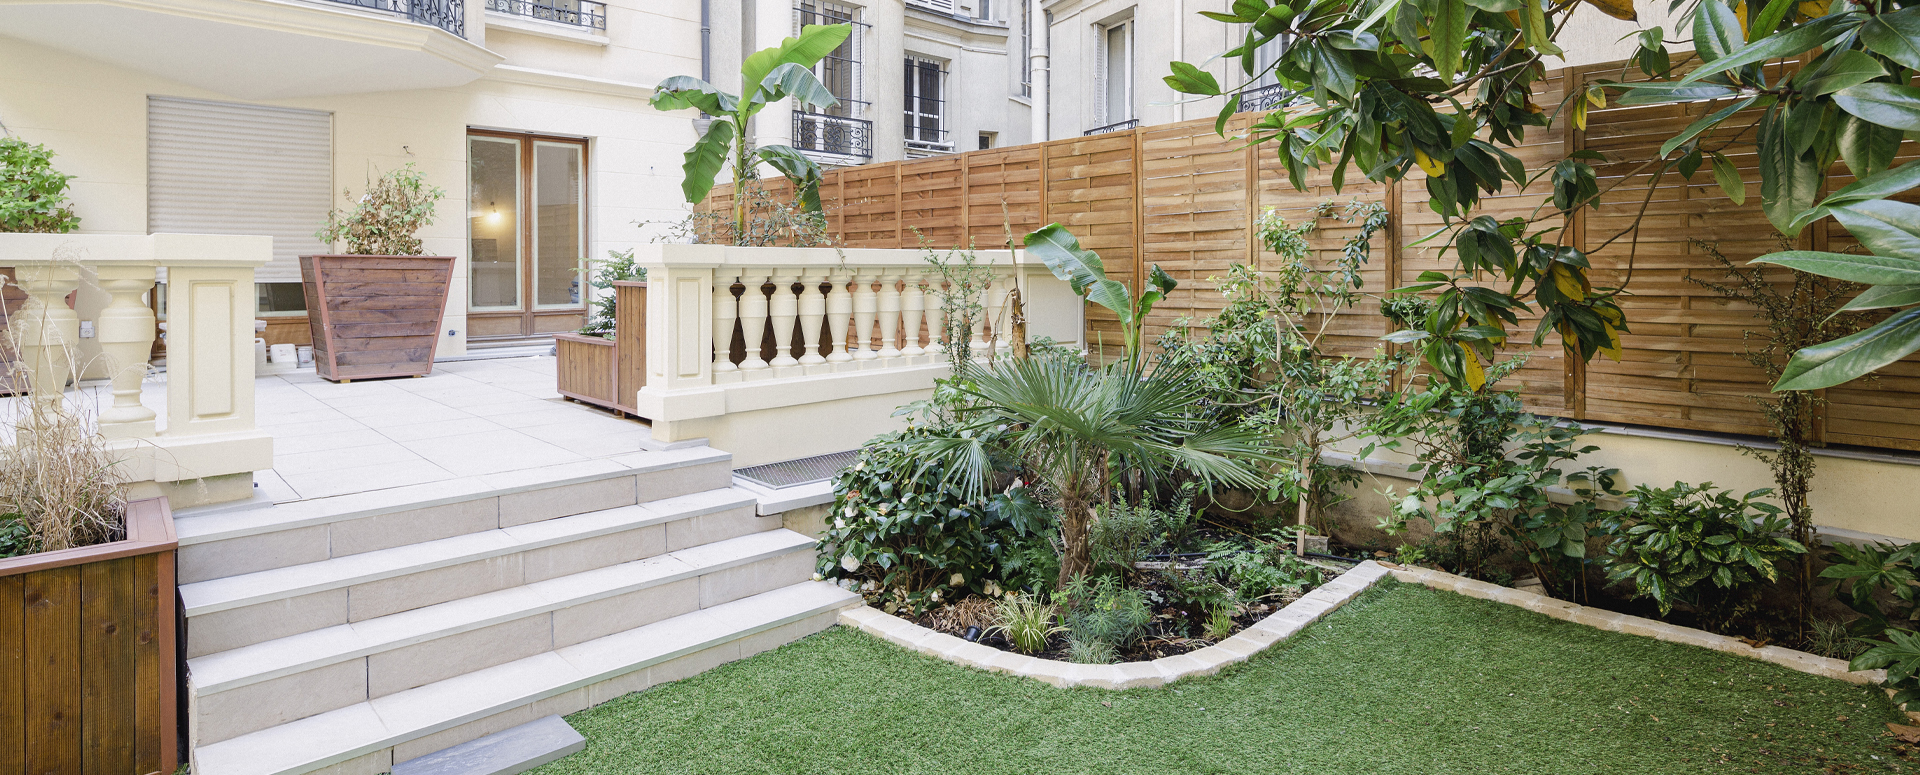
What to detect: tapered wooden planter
<box><xmin>300</xmin><ymin>255</ymin><xmax>455</xmax><ymax>383</ymax></box>
<box><xmin>554</xmin><ymin>280</ymin><xmax>646</xmax><ymax>416</ymax></box>
<box><xmin>0</xmin><ymin>497</ymin><xmax>179</xmax><ymax>775</ymax></box>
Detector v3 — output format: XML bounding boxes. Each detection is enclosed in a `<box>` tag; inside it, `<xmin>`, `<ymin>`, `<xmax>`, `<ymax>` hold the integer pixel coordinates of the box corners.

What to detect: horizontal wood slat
<box><xmin>693</xmin><ymin>59</ymin><xmax>1920</xmax><ymax>452</ymax></box>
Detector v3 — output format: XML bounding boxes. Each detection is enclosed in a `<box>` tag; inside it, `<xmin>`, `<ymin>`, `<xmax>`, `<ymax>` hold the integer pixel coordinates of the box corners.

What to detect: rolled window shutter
<box><xmin>147</xmin><ymin>97</ymin><xmax>333</xmax><ymax>284</ymax></box>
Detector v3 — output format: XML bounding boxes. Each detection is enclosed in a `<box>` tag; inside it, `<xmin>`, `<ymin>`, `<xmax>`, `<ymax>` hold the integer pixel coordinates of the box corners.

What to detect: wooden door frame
<box><xmin>465</xmin><ymin>128</ymin><xmax>592</xmax><ymax>339</ymax></box>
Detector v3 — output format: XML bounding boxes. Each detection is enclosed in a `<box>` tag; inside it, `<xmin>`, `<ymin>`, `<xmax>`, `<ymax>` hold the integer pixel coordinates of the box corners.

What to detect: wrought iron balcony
<box><xmin>323</xmin><ymin>0</ymin><xmax>466</xmax><ymax>36</ymax></box>
<box><xmin>1239</xmin><ymin>83</ymin><xmax>1295</xmax><ymax>113</ymax></box>
<box><xmin>793</xmin><ymin>112</ymin><xmax>874</xmax><ymax>163</ymax></box>
<box><xmin>485</xmin><ymin>0</ymin><xmax>607</xmax><ymax>30</ymax></box>
<box><xmin>1083</xmin><ymin>118</ymin><xmax>1138</xmax><ymax>136</ymax></box>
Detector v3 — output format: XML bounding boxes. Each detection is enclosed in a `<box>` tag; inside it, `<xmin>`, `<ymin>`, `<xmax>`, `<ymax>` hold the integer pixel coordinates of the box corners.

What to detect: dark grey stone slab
<box><xmin>392</xmin><ymin>715</ymin><xmax>585</xmax><ymax>775</ymax></box>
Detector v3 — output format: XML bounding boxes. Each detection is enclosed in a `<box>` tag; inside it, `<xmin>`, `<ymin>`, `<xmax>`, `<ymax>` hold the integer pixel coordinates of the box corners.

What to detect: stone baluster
<box><xmin>768</xmin><ymin>269</ymin><xmax>801</xmax><ymax>369</ymax></box>
<box><xmin>797</xmin><ymin>270</ymin><xmax>827</xmax><ymax>366</ymax></box>
<box><xmin>923</xmin><ymin>271</ymin><xmax>946</xmax><ymax>355</ymax></box>
<box><xmin>850</xmin><ymin>270</ymin><xmax>879</xmax><ymax>361</ymax></box>
<box><xmin>737</xmin><ymin>269</ymin><xmax>771</xmax><ymax>371</ymax></box>
<box><xmin>94</xmin><ymin>264</ymin><xmax>159</xmax><ymax>439</ymax></box>
<box><xmin>900</xmin><ymin>270</ymin><xmax>927</xmax><ymax>357</ymax></box>
<box><xmin>876</xmin><ymin>269</ymin><xmax>903</xmax><ymax>359</ymax></box>
<box><xmin>994</xmin><ymin>268</ymin><xmax>1018</xmax><ymax>353</ymax></box>
<box><xmin>825</xmin><ymin>268</ymin><xmax>853</xmax><ymax>363</ymax></box>
<box><xmin>968</xmin><ymin>275</ymin><xmax>989</xmax><ymax>354</ymax></box>
<box><xmin>713</xmin><ymin>271</ymin><xmax>739</xmax><ymax>373</ymax></box>
<box><xmin>9</xmin><ymin>264</ymin><xmax>81</xmax><ymax>433</ymax></box>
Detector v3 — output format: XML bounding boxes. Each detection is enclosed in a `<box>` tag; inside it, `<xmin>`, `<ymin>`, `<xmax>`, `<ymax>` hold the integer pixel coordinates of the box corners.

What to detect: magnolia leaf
<box><xmin>1583</xmin><ymin>0</ymin><xmax>1637</xmax><ymax>20</ymax></box>
<box><xmin>1678</xmin><ymin>14</ymin><xmax>1857</xmax><ymax>86</ymax></box>
<box><xmin>1776</xmin><ymin>307</ymin><xmax>1920</xmax><ymax>391</ymax></box>
<box><xmin>1752</xmin><ymin>251</ymin><xmax>1920</xmax><ymax>286</ymax></box>
<box><xmin>1834</xmin><ymin>83</ymin><xmax>1920</xmax><ymax>132</ymax></box>
<box><xmin>1166</xmin><ymin>61</ymin><xmax>1224</xmax><ymax>96</ymax></box>
<box><xmin>1694</xmin><ymin>0</ymin><xmax>1745</xmax><ymax>63</ymax></box>
<box><xmin>1759</xmin><ymin>107</ymin><xmax>1822</xmax><ymax>235</ymax></box>
<box><xmin>1522</xmin><ymin>0</ymin><xmax>1561</xmax><ymax>54</ymax></box>
<box><xmin>1711</xmin><ymin>151</ymin><xmax>1748</xmax><ymax>205</ymax></box>
<box><xmin>1840</xmin><ymin>285</ymin><xmax>1920</xmax><ymax>312</ymax></box>
<box><xmin>1798</xmin><ymin>50</ymin><xmax>1887</xmax><ymax>97</ymax></box>
<box><xmin>1660</xmin><ymin>97</ymin><xmax>1756</xmax><ymax>159</ymax></box>
<box><xmin>1838</xmin><ymin>114</ymin><xmax>1904</xmax><ymax>179</ymax></box>
<box><xmin>1614</xmin><ymin>83</ymin><xmax>1739</xmax><ymax>106</ymax></box>
<box><xmin>1787</xmin><ymin>159</ymin><xmax>1920</xmax><ymax>232</ymax></box>
<box><xmin>1748</xmin><ymin>0</ymin><xmax>1796</xmax><ymax>42</ymax></box>
<box><xmin>1430</xmin><ymin>0</ymin><xmax>1469</xmax><ymax>82</ymax></box>
<box><xmin>1861</xmin><ymin>6</ymin><xmax>1920</xmax><ymax>71</ymax></box>
<box><xmin>1831</xmin><ymin>200</ymin><xmax>1920</xmax><ymax>258</ymax></box>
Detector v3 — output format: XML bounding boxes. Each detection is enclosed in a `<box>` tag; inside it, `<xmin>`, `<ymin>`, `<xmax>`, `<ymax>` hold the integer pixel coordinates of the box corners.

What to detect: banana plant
<box><xmin>1022</xmin><ymin>223</ymin><xmax>1176</xmax><ymax>367</ymax></box>
<box><xmin>650</xmin><ymin>23</ymin><xmax>851</xmax><ymax>243</ymax></box>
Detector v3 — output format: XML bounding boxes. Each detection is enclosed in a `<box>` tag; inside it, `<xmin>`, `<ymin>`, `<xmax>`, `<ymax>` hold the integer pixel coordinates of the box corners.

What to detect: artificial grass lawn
<box><xmin>536</xmin><ymin>580</ymin><xmax>1910</xmax><ymax>775</ymax></box>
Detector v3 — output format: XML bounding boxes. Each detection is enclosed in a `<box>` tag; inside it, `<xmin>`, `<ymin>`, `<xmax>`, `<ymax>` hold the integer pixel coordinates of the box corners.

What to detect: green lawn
<box><xmin>536</xmin><ymin>580</ymin><xmax>1910</xmax><ymax>775</ymax></box>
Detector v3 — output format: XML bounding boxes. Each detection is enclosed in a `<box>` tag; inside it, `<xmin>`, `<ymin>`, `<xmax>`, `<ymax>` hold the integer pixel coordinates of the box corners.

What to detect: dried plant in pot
<box><xmin>304</xmin><ymin>163</ymin><xmax>454</xmax><ymax>383</ymax></box>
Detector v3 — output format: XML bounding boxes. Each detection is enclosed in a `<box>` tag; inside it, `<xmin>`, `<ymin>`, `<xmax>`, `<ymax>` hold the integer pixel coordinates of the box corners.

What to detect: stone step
<box><xmin>190</xmin><ymin>582</ymin><xmax>861</xmax><ymax>775</ymax></box>
<box><xmin>390</xmin><ymin>715</ymin><xmax>583</xmax><ymax>775</ymax></box>
<box><xmin>188</xmin><ymin>529</ymin><xmax>818</xmax><ymax>746</ymax></box>
<box><xmin>181</xmin><ymin>488</ymin><xmax>774</xmax><ymax>658</ymax></box>
<box><xmin>176</xmin><ymin>448</ymin><xmax>734</xmax><ymax>584</ymax></box>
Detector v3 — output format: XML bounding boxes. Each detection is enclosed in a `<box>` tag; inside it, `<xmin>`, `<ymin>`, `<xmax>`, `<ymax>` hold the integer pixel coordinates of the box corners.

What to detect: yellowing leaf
<box><xmin>1595</xmin><ymin>304</ymin><xmax>1625</xmax><ymax>327</ymax></box>
<box><xmin>1599</xmin><ymin>321</ymin><xmax>1624</xmax><ymax>361</ymax></box>
<box><xmin>1573</xmin><ymin>99</ymin><xmax>1589</xmax><ymax>131</ymax></box>
<box><xmin>1735</xmin><ymin>0</ymin><xmax>1751</xmax><ymax>37</ymax></box>
<box><xmin>1586</xmin><ymin>82</ymin><xmax>1607</xmax><ymax>108</ymax></box>
<box><xmin>1798</xmin><ymin>0</ymin><xmax>1830</xmax><ymax>19</ymax></box>
<box><xmin>1506</xmin><ymin>9</ymin><xmax>1522</xmax><ymax>25</ymax></box>
<box><xmin>1415</xmin><ymin>149</ymin><xmax>1447</xmax><ymax>177</ymax></box>
<box><xmin>1552</xmin><ymin>264</ymin><xmax>1589</xmax><ymax>301</ymax></box>
<box><xmin>1460</xmin><ymin>343</ymin><xmax>1488</xmax><ymax>391</ymax></box>
<box><xmin>1582</xmin><ymin>0</ymin><xmax>1637</xmax><ymax>20</ymax></box>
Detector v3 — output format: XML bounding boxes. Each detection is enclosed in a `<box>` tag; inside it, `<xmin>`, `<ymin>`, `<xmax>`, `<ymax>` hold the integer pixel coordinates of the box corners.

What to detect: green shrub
<box><xmin>1598</xmin><ymin>482</ymin><xmax>1806</xmax><ymax>632</ymax></box>
<box><xmin>580</xmin><ymin>249</ymin><xmax>645</xmax><ymax>337</ymax></box>
<box><xmin>1204</xmin><ymin>532</ymin><xmax>1323</xmax><ymax>602</ymax></box>
<box><xmin>1060</xmin><ymin>574</ymin><xmax>1152</xmax><ymax>656</ymax></box>
<box><xmin>1821</xmin><ymin>541</ymin><xmax>1920</xmax><ymax>635</ymax></box>
<box><xmin>0</xmin><ymin>137</ymin><xmax>80</xmax><ymax>234</ymax></box>
<box><xmin>0</xmin><ymin>513</ymin><xmax>36</xmax><ymax>559</ymax></box>
<box><xmin>989</xmin><ymin>594</ymin><xmax>1063</xmax><ymax>654</ymax></box>
<box><xmin>316</xmin><ymin>163</ymin><xmax>445</xmax><ymax>256</ymax></box>
<box><xmin>816</xmin><ymin>424</ymin><xmax>1044</xmax><ymax>614</ymax></box>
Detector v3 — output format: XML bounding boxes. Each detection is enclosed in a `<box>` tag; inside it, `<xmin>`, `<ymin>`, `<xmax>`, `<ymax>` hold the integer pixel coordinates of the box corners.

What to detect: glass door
<box><xmin>466</xmin><ymin>130</ymin><xmax>589</xmax><ymax>340</ymax></box>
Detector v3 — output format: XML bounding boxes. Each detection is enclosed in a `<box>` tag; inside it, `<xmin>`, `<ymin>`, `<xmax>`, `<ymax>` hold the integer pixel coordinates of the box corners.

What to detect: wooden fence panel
<box><xmin>689</xmin><ymin>59</ymin><xmax>1920</xmax><ymax>452</ymax></box>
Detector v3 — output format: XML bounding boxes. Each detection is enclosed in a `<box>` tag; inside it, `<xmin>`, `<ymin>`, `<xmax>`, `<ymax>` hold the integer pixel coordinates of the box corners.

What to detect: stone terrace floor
<box><xmin>252</xmin><ymin>356</ymin><xmax>658</xmax><ymax>502</ymax></box>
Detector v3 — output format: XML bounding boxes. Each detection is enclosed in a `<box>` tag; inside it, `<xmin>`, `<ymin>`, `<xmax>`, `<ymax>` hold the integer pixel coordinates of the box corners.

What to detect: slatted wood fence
<box><xmin>701</xmin><ymin>58</ymin><xmax>1920</xmax><ymax>452</ymax></box>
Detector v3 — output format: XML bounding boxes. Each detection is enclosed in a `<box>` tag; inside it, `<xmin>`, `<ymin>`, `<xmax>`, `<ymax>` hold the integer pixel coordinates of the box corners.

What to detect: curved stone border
<box><xmin>836</xmin><ymin>561</ymin><xmax>1394</xmax><ymax>689</ymax></box>
<box><xmin>1382</xmin><ymin>562</ymin><xmax>1885</xmax><ymax>686</ymax></box>
<box><xmin>841</xmin><ymin>558</ymin><xmax>1887</xmax><ymax>690</ymax></box>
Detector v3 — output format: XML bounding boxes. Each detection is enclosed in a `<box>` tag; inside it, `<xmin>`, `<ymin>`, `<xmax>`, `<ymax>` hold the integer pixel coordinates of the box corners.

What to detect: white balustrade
<box><xmin>850</xmin><ymin>270</ymin><xmax>878</xmax><ymax>361</ymax></box>
<box><xmin>901</xmin><ymin>271</ymin><xmax>927</xmax><ymax>357</ymax></box>
<box><xmin>876</xmin><ymin>270</ymin><xmax>903</xmax><ymax>359</ymax></box>
<box><xmin>769</xmin><ymin>270</ymin><xmax>800</xmax><ymax>369</ymax></box>
<box><xmin>0</xmin><ymin>233</ymin><xmax>274</xmax><ymax>506</ymax></box>
<box><xmin>993</xmin><ymin>268</ymin><xmax>1018</xmax><ymax>353</ymax></box>
<box><xmin>636</xmin><ymin>245</ymin><xmax>1084</xmax><ymax>453</ymax></box>
<box><xmin>968</xmin><ymin>277</ymin><xmax>989</xmax><ymax>353</ymax></box>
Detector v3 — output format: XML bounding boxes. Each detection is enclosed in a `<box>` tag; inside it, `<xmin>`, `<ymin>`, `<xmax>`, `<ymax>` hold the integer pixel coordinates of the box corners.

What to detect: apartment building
<box><xmin>0</xmin><ymin>0</ymin><xmax>1034</xmax><ymax>356</ymax></box>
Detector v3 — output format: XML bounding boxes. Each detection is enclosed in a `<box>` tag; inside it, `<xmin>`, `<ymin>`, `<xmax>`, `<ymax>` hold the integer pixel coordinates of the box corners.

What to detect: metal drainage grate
<box><xmin>735</xmin><ymin>450</ymin><xmax>860</xmax><ymax>489</ymax></box>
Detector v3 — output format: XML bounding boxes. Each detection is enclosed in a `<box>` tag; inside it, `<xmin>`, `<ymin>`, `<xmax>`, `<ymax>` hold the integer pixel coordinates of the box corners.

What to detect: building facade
<box><xmin>0</xmin><ymin>0</ymin><xmax>1035</xmax><ymax>357</ymax></box>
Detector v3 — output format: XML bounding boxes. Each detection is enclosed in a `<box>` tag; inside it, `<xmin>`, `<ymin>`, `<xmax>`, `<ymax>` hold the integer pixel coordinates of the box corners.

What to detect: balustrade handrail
<box><xmin>319</xmin><ymin>0</ymin><xmax>466</xmax><ymax>36</ymax></box>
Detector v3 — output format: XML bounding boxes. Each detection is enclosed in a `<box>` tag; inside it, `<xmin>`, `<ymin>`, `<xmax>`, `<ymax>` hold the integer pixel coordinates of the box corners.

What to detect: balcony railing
<box><xmin>1084</xmin><ymin>118</ymin><xmax>1138</xmax><ymax>136</ymax></box>
<box><xmin>793</xmin><ymin>112</ymin><xmax>873</xmax><ymax>163</ymax></box>
<box><xmin>906</xmin><ymin>0</ymin><xmax>957</xmax><ymax>13</ymax></box>
<box><xmin>322</xmin><ymin>0</ymin><xmax>466</xmax><ymax>36</ymax></box>
<box><xmin>1239</xmin><ymin>83</ymin><xmax>1295</xmax><ymax>113</ymax></box>
<box><xmin>485</xmin><ymin>0</ymin><xmax>607</xmax><ymax>30</ymax></box>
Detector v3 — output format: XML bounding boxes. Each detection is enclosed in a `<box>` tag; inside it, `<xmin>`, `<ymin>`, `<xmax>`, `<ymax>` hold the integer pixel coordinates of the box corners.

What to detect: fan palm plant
<box><xmin>649</xmin><ymin>23</ymin><xmax>851</xmax><ymax>242</ymax></box>
<box><xmin>902</xmin><ymin>356</ymin><xmax>1273</xmax><ymax>587</ymax></box>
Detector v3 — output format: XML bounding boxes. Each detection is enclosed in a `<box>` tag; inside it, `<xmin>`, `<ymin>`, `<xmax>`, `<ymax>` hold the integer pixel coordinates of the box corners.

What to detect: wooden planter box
<box><xmin>555</xmin><ymin>280</ymin><xmax>646</xmax><ymax>416</ymax></box>
<box><xmin>300</xmin><ymin>255</ymin><xmax>455</xmax><ymax>383</ymax></box>
<box><xmin>0</xmin><ymin>497</ymin><xmax>179</xmax><ymax>775</ymax></box>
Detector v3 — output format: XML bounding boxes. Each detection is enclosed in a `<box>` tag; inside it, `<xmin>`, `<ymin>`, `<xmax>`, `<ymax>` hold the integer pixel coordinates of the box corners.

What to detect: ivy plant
<box><xmin>0</xmin><ymin>137</ymin><xmax>81</xmax><ymax>234</ymax></box>
<box><xmin>650</xmin><ymin>24</ymin><xmax>851</xmax><ymax>244</ymax></box>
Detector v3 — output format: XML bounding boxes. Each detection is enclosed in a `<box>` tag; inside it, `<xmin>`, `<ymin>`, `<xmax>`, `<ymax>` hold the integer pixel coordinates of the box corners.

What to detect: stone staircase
<box><xmin>175</xmin><ymin>447</ymin><xmax>857</xmax><ymax>775</ymax></box>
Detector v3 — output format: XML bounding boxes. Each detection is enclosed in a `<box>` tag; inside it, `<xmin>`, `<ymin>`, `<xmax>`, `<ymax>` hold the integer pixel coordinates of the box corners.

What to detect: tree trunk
<box><xmin>1295</xmin><ymin>452</ymin><xmax>1314</xmax><ymax>556</ymax></box>
<box><xmin>1057</xmin><ymin>492</ymin><xmax>1093</xmax><ymax>589</ymax></box>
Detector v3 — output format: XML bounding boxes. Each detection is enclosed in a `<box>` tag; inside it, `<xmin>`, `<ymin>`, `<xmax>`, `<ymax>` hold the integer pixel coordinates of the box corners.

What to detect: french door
<box><xmin>466</xmin><ymin>130</ymin><xmax>589</xmax><ymax>340</ymax></box>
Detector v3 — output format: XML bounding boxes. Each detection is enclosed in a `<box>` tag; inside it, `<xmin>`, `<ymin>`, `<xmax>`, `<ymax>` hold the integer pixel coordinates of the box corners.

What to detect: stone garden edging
<box><xmin>841</xmin><ymin>558</ymin><xmax>1887</xmax><ymax>690</ymax></box>
<box><xmin>836</xmin><ymin>561</ymin><xmax>1395</xmax><ymax>689</ymax></box>
<box><xmin>1381</xmin><ymin>562</ymin><xmax>1886</xmax><ymax>686</ymax></box>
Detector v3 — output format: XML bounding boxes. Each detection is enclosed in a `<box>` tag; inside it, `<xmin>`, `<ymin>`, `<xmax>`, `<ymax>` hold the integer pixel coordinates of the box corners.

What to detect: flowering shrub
<box><xmin>815</xmin><ymin>424</ymin><xmax>1052</xmax><ymax>615</ymax></box>
<box><xmin>316</xmin><ymin>163</ymin><xmax>445</xmax><ymax>256</ymax></box>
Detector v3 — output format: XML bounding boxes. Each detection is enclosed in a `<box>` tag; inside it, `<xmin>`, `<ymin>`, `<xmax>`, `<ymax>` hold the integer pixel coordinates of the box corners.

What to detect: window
<box><xmin>1018</xmin><ymin>0</ymin><xmax>1031</xmax><ymax>97</ymax></box>
<box><xmin>794</xmin><ymin>2</ymin><xmax>873</xmax><ymax>162</ymax></box>
<box><xmin>466</xmin><ymin>130</ymin><xmax>590</xmax><ymax>340</ymax></box>
<box><xmin>979</xmin><ymin>132</ymin><xmax>996</xmax><ymax>150</ymax></box>
<box><xmin>907</xmin><ymin>0</ymin><xmax>956</xmax><ymax>13</ymax></box>
<box><xmin>904</xmin><ymin>56</ymin><xmax>951</xmax><ymax>156</ymax></box>
<box><xmin>977</xmin><ymin>0</ymin><xmax>990</xmax><ymax>19</ymax></box>
<box><xmin>1096</xmin><ymin>19</ymin><xmax>1133</xmax><ymax>127</ymax></box>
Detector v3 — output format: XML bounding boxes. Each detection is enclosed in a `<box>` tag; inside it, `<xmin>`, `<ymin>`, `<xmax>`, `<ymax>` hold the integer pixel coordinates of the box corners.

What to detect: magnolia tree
<box><xmin>1167</xmin><ymin>0</ymin><xmax>1920</xmax><ymax>392</ymax></box>
<box><xmin>650</xmin><ymin>24</ymin><xmax>852</xmax><ymax>243</ymax></box>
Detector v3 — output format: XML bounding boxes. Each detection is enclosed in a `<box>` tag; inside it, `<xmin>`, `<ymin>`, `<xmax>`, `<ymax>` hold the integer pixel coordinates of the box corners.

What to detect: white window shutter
<box><xmin>147</xmin><ymin>97</ymin><xmax>333</xmax><ymax>284</ymax></box>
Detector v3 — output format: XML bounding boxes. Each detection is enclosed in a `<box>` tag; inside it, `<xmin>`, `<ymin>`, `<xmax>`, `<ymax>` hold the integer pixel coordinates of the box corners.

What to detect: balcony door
<box><xmin>466</xmin><ymin>130</ymin><xmax>589</xmax><ymax>340</ymax></box>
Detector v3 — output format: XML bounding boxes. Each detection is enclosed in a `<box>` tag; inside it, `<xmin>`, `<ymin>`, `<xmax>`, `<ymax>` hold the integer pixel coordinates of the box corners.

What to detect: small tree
<box><xmin>316</xmin><ymin>163</ymin><xmax>445</xmax><ymax>256</ymax></box>
<box><xmin>1689</xmin><ymin>238</ymin><xmax>1869</xmax><ymax>628</ymax></box>
<box><xmin>650</xmin><ymin>24</ymin><xmax>851</xmax><ymax>244</ymax></box>
<box><xmin>0</xmin><ymin>137</ymin><xmax>81</xmax><ymax>234</ymax></box>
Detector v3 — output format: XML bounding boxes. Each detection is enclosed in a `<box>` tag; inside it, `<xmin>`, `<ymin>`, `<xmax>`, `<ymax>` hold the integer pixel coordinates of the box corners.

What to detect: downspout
<box><xmin>701</xmin><ymin>0</ymin><xmax>712</xmax><ymax>84</ymax></box>
<box><xmin>1030</xmin><ymin>0</ymin><xmax>1048</xmax><ymax>143</ymax></box>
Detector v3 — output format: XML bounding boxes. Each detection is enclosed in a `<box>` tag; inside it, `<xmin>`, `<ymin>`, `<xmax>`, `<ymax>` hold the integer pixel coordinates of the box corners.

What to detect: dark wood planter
<box><xmin>0</xmin><ymin>497</ymin><xmax>179</xmax><ymax>775</ymax></box>
<box><xmin>555</xmin><ymin>281</ymin><xmax>646</xmax><ymax>416</ymax></box>
<box><xmin>299</xmin><ymin>255</ymin><xmax>455</xmax><ymax>383</ymax></box>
